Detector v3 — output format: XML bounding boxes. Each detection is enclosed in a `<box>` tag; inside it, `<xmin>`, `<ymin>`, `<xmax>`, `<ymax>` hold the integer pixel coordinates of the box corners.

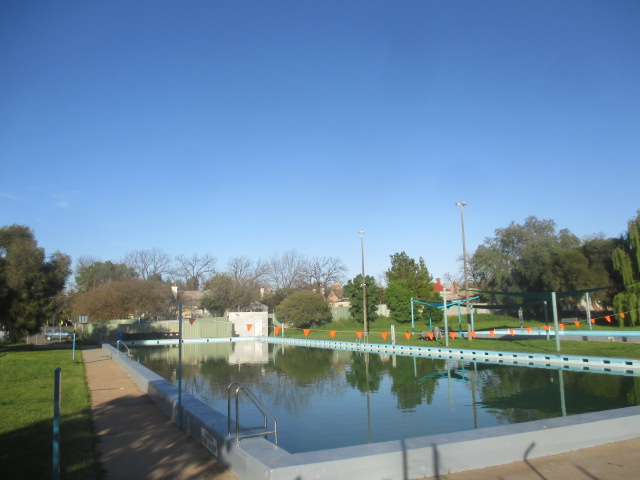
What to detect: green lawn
<box><xmin>276</xmin><ymin>314</ymin><xmax>640</xmax><ymax>359</ymax></box>
<box><xmin>0</xmin><ymin>344</ymin><xmax>101</xmax><ymax>480</ymax></box>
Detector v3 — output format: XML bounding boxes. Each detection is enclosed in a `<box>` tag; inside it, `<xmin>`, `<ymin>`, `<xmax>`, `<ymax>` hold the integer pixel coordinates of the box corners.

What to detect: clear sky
<box><xmin>2</xmin><ymin>1</ymin><xmax>639</xmax><ymax>283</ymax></box>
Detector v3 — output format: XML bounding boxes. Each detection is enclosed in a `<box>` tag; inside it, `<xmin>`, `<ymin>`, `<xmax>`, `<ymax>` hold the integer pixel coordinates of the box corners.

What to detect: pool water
<box><xmin>131</xmin><ymin>342</ymin><xmax>640</xmax><ymax>453</ymax></box>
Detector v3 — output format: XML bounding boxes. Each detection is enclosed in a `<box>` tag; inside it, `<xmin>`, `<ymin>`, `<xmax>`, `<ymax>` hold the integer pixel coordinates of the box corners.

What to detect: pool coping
<box><xmin>104</xmin><ymin>340</ymin><xmax>640</xmax><ymax>480</ymax></box>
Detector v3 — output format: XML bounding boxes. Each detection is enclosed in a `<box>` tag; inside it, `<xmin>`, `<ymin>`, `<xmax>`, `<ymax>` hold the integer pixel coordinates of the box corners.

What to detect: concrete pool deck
<box><xmin>84</xmin><ymin>343</ymin><xmax>640</xmax><ymax>480</ymax></box>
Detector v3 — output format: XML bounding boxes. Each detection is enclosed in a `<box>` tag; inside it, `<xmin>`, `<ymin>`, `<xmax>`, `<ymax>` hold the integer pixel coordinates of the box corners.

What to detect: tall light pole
<box><xmin>455</xmin><ymin>202</ymin><xmax>472</xmax><ymax>338</ymax></box>
<box><xmin>359</xmin><ymin>230</ymin><xmax>368</xmax><ymax>341</ymax></box>
<box><xmin>171</xmin><ymin>285</ymin><xmax>183</xmax><ymax>428</ymax></box>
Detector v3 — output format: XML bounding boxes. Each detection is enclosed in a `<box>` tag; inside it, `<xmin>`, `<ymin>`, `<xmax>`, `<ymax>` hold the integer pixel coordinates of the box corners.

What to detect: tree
<box><xmin>385</xmin><ymin>252</ymin><xmax>435</xmax><ymax>300</ymax></box>
<box><xmin>74</xmin><ymin>258</ymin><xmax>137</xmax><ymax>293</ymax></box>
<box><xmin>469</xmin><ymin>216</ymin><xmax>617</xmax><ymax>308</ymax></box>
<box><xmin>385</xmin><ymin>279</ymin><xmax>413</xmax><ymax>324</ymax></box>
<box><xmin>305</xmin><ymin>256</ymin><xmax>347</xmax><ymax>297</ymax></box>
<box><xmin>582</xmin><ymin>235</ymin><xmax>622</xmax><ymax>307</ymax></box>
<box><xmin>265</xmin><ymin>250</ymin><xmax>309</xmax><ymax>290</ymax></box>
<box><xmin>172</xmin><ymin>253</ymin><xmax>217</xmax><ymax>290</ymax></box>
<box><xmin>123</xmin><ymin>248</ymin><xmax>172</xmax><ymax>281</ymax></box>
<box><xmin>613</xmin><ymin>211</ymin><xmax>640</xmax><ymax>326</ymax></box>
<box><xmin>275</xmin><ymin>290</ymin><xmax>332</xmax><ymax>328</ymax></box>
<box><xmin>200</xmin><ymin>256</ymin><xmax>266</xmax><ymax>315</ymax></box>
<box><xmin>72</xmin><ymin>278</ymin><xmax>173</xmax><ymax>322</ymax></box>
<box><xmin>200</xmin><ymin>273</ymin><xmax>260</xmax><ymax>316</ymax></box>
<box><xmin>343</xmin><ymin>274</ymin><xmax>378</xmax><ymax>323</ymax></box>
<box><xmin>385</xmin><ymin>252</ymin><xmax>439</xmax><ymax>323</ymax></box>
<box><xmin>0</xmin><ymin>225</ymin><xmax>71</xmax><ymax>341</ymax></box>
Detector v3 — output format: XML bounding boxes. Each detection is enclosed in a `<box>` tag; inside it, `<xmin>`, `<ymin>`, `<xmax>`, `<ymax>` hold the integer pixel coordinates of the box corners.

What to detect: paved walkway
<box><xmin>82</xmin><ymin>345</ymin><xmax>640</xmax><ymax>480</ymax></box>
<box><xmin>82</xmin><ymin>346</ymin><xmax>237</xmax><ymax>480</ymax></box>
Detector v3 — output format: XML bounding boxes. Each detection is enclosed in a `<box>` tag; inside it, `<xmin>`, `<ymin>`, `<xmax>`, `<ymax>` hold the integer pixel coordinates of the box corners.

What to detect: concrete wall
<box><xmin>228</xmin><ymin>312</ymin><xmax>268</xmax><ymax>337</ymax></box>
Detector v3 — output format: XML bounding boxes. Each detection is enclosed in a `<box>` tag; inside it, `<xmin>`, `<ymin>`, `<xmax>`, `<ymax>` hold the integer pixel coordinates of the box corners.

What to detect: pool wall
<box><xmin>104</xmin><ymin>341</ymin><xmax>640</xmax><ymax>480</ymax></box>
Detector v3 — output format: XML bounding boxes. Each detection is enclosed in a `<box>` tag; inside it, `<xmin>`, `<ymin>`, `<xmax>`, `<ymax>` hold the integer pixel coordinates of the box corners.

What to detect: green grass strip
<box><xmin>0</xmin><ymin>345</ymin><xmax>101</xmax><ymax>480</ymax></box>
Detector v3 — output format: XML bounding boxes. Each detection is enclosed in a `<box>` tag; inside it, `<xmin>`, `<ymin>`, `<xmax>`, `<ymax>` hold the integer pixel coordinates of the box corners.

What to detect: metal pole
<box><xmin>359</xmin><ymin>231</ymin><xmax>368</xmax><ymax>342</ymax></box>
<box><xmin>443</xmin><ymin>287</ymin><xmax>449</xmax><ymax>347</ymax></box>
<box><xmin>72</xmin><ymin>333</ymin><xmax>76</xmax><ymax>361</ymax></box>
<box><xmin>585</xmin><ymin>292</ymin><xmax>592</xmax><ymax>331</ymax></box>
<box><xmin>53</xmin><ymin>367</ymin><xmax>62</xmax><ymax>480</ymax></box>
<box><xmin>410</xmin><ymin>298</ymin><xmax>415</xmax><ymax>334</ymax></box>
<box><xmin>456</xmin><ymin>202</ymin><xmax>472</xmax><ymax>340</ymax></box>
<box><xmin>178</xmin><ymin>303</ymin><xmax>183</xmax><ymax>428</ymax></box>
<box><xmin>551</xmin><ymin>292</ymin><xmax>561</xmax><ymax>352</ymax></box>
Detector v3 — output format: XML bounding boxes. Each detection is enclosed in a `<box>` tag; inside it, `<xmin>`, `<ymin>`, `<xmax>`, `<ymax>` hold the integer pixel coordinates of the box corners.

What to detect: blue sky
<box><xmin>2</xmin><ymin>1</ymin><xmax>639</xmax><ymax>283</ymax></box>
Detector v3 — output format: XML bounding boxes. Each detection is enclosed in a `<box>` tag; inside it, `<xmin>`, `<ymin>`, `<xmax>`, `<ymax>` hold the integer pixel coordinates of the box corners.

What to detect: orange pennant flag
<box><xmin>246</xmin><ymin>324</ymin><xmax>253</xmax><ymax>331</ymax></box>
<box><xmin>606</xmin><ymin>315</ymin><xmax>612</xmax><ymax>323</ymax></box>
<box><xmin>404</xmin><ymin>332</ymin><xmax>412</xmax><ymax>340</ymax></box>
<box><xmin>526</xmin><ymin>327</ymin><xmax>532</xmax><ymax>333</ymax></box>
<box><xmin>590</xmin><ymin>318</ymin><xmax>596</xmax><ymax>324</ymax></box>
<box><xmin>274</xmin><ymin>326</ymin><xmax>281</xmax><ymax>335</ymax></box>
<box><xmin>189</xmin><ymin>317</ymin><xmax>196</xmax><ymax>325</ymax></box>
<box><xmin>559</xmin><ymin>323</ymin><xmax>565</xmax><ymax>330</ymax></box>
<box><xmin>303</xmin><ymin>329</ymin><xmax>310</xmax><ymax>337</ymax></box>
<box><xmin>509</xmin><ymin>328</ymin><xmax>515</xmax><ymax>336</ymax></box>
<box><xmin>620</xmin><ymin>313</ymin><xmax>626</xmax><ymax>319</ymax></box>
<box><xmin>574</xmin><ymin>321</ymin><xmax>580</xmax><ymax>328</ymax></box>
<box><xmin>449</xmin><ymin>331</ymin><xmax>457</xmax><ymax>339</ymax></box>
<box><xmin>471</xmin><ymin>331</ymin><xmax>477</xmax><ymax>338</ymax></box>
<box><xmin>490</xmin><ymin>330</ymin><xmax>495</xmax><ymax>337</ymax></box>
<box><xmin>427</xmin><ymin>332</ymin><xmax>434</xmax><ymax>340</ymax></box>
<box><xmin>543</xmin><ymin>325</ymin><xmax>550</xmax><ymax>331</ymax></box>
<box><xmin>356</xmin><ymin>331</ymin><xmax>363</xmax><ymax>339</ymax></box>
<box><xmin>330</xmin><ymin>330</ymin><xmax>336</xmax><ymax>338</ymax></box>
<box><xmin>381</xmin><ymin>332</ymin><xmax>388</xmax><ymax>340</ymax></box>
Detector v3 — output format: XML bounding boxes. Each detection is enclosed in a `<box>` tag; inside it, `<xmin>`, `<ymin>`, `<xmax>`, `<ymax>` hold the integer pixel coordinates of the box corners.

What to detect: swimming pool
<box><xmin>130</xmin><ymin>341</ymin><xmax>640</xmax><ymax>454</ymax></box>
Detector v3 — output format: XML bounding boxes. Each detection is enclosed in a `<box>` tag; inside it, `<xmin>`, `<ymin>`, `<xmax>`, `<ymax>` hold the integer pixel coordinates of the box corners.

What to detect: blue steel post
<box><xmin>551</xmin><ymin>292</ymin><xmax>561</xmax><ymax>352</ymax></box>
<box><xmin>410</xmin><ymin>298</ymin><xmax>414</xmax><ymax>334</ymax></box>
<box><xmin>53</xmin><ymin>367</ymin><xmax>62</xmax><ymax>480</ymax></box>
<box><xmin>585</xmin><ymin>292</ymin><xmax>592</xmax><ymax>331</ymax></box>
<box><xmin>470</xmin><ymin>305</ymin><xmax>475</xmax><ymax>332</ymax></box>
<box><xmin>443</xmin><ymin>288</ymin><xmax>449</xmax><ymax>347</ymax></box>
<box><xmin>72</xmin><ymin>333</ymin><xmax>76</xmax><ymax>360</ymax></box>
<box><xmin>178</xmin><ymin>303</ymin><xmax>183</xmax><ymax>429</ymax></box>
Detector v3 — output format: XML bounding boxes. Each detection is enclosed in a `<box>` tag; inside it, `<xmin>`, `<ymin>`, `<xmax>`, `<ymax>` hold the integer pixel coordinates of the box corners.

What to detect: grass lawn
<box><xmin>276</xmin><ymin>314</ymin><xmax>640</xmax><ymax>359</ymax></box>
<box><xmin>0</xmin><ymin>344</ymin><xmax>101</xmax><ymax>480</ymax></box>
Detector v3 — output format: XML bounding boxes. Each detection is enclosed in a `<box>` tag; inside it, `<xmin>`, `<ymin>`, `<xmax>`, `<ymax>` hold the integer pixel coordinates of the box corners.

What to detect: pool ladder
<box><xmin>227</xmin><ymin>382</ymin><xmax>278</xmax><ymax>445</ymax></box>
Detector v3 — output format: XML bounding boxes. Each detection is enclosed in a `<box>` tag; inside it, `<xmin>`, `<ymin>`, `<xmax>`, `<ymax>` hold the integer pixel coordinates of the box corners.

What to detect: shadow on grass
<box><xmin>0</xmin><ymin>411</ymin><xmax>102</xmax><ymax>480</ymax></box>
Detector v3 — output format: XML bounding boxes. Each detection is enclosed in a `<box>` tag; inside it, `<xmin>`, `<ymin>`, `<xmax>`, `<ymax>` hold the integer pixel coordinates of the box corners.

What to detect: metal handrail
<box><xmin>227</xmin><ymin>382</ymin><xmax>278</xmax><ymax>445</ymax></box>
<box><xmin>116</xmin><ymin>340</ymin><xmax>133</xmax><ymax>358</ymax></box>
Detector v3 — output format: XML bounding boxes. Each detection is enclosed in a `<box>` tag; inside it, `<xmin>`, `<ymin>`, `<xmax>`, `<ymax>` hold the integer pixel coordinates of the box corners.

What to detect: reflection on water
<box><xmin>131</xmin><ymin>343</ymin><xmax>640</xmax><ymax>454</ymax></box>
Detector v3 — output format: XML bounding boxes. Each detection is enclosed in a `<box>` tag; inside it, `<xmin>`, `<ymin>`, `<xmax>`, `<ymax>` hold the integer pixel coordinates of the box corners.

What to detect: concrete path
<box><xmin>82</xmin><ymin>346</ymin><xmax>238</xmax><ymax>480</ymax></box>
<box><xmin>83</xmin><ymin>344</ymin><xmax>639</xmax><ymax>480</ymax></box>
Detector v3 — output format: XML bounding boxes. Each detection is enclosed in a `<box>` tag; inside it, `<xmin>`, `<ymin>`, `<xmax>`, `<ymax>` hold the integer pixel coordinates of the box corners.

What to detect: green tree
<box><xmin>72</xmin><ymin>278</ymin><xmax>173</xmax><ymax>322</ymax></box>
<box><xmin>275</xmin><ymin>290</ymin><xmax>332</xmax><ymax>328</ymax></box>
<box><xmin>0</xmin><ymin>225</ymin><xmax>71</xmax><ymax>341</ymax></box>
<box><xmin>470</xmin><ymin>216</ymin><xmax>617</xmax><ymax>309</ymax></box>
<box><xmin>385</xmin><ymin>252</ymin><xmax>439</xmax><ymax>323</ymax></box>
<box><xmin>343</xmin><ymin>274</ymin><xmax>379</xmax><ymax>324</ymax></box>
<box><xmin>385</xmin><ymin>279</ymin><xmax>413</xmax><ymax>323</ymax></box>
<box><xmin>74</xmin><ymin>258</ymin><xmax>137</xmax><ymax>293</ymax></box>
<box><xmin>613</xmin><ymin>211</ymin><xmax>640</xmax><ymax>326</ymax></box>
<box><xmin>200</xmin><ymin>273</ymin><xmax>260</xmax><ymax>316</ymax></box>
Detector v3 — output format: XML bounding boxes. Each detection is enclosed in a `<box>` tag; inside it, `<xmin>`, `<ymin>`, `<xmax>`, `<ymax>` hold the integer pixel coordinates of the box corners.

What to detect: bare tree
<box><xmin>123</xmin><ymin>248</ymin><xmax>172</xmax><ymax>281</ymax></box>
<box><xmin>227</xmin><ymin>255</ymin><xmax>268</xmax><ymax>284</ymax></box>
<box><xmin>173</xmin><ymin>253</ymin><xmax>217</xmax><ymax>290</ymax></box>
<box><xmin>265</xmin><ymin>250</ymin><xmax>309</xmax><ymax>290</ymax></box>
<box><xmin>306</xmin><ymin>256</ymin><xmax>347</xmax><ymax>296</ymax></box>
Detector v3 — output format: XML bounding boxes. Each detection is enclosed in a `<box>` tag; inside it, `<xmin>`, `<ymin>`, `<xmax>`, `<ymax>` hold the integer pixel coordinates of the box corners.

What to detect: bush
<box><xmin>275</xmin><ymin>291</ymin><xmax>332</xmax><ymax>328</ymax></box>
